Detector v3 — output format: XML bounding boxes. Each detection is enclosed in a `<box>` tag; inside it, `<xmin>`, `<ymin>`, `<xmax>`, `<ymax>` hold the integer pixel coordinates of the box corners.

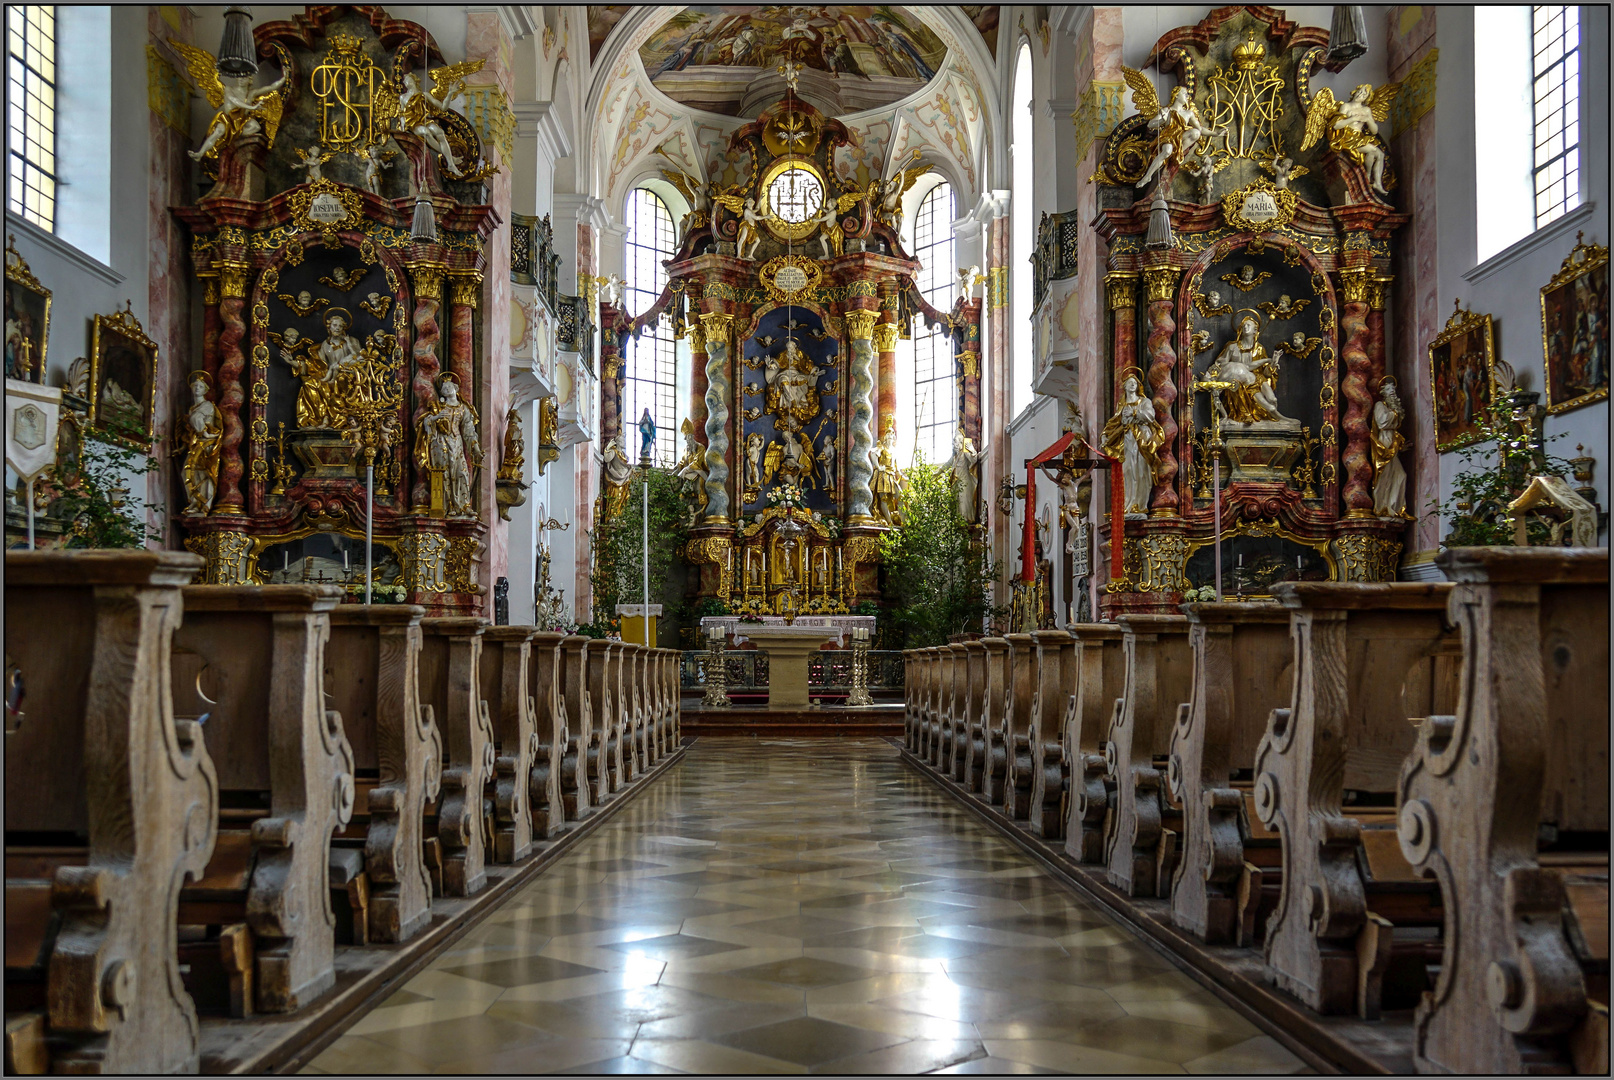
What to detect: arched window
<box><xmin>621</xmin><ymin>187</ymin><xmax>677</xmax><ymax>465</ymax></box>
<box><xmin>909</xmin><ymin>181</ymin><xmax>956</xmax><ymax>465</ymax></box>
<box><xmin>1009</xmin><ymin>43</ymin><xmax>1034</xmax><ymax>417</ymax></box>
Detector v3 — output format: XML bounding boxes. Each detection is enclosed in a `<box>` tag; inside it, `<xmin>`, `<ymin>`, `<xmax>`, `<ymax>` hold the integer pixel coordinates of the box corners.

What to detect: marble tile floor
<box><xmin>304</xmin><ymin>739</ymin><xmax>1307</xmax><ymax>1075</ymax></box>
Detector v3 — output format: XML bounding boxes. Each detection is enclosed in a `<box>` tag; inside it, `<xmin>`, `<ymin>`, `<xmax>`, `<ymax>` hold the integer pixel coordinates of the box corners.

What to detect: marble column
<box><xmin>698</xmin><ymin>312</ymin><xmax>733</xmax><ymax>523</ymax></box>
<box><xmin>215</xmin><ymin>261</ymin><xmax>251</xmax><ymax>514</ymax></box>
<box><xmin>956</xmin><ymin>298</ymin><xmax>983</xmax><ymax>443</ymax></box>
<box><xmin>1339</xmin><ymin>267</ymin><xmax>1374</xmax><ymax>517</ymax></box>
<box><xmin>873</xmin><ymin>319</ymin><xmax>900</xmax><ymax>443</ymax></box>
<box><xmin>1141</xmin><ymin>266</ymin><xmax>1180</xmax><ymax>515</ymax></box>
<box><xmin>408</xmin><ymin>258</ymin><xmax>445</xmax><ymax>511</ymax></box>
<box><xmin>845</xmin><ymin>309</ymin><xmax>879</xmax><ymax>522</ymax></box>
<box><xmin>598</xmin><ymin>302</ymin><xmax>625</xmax><ymax>452</ymax></box>
<box><xmin>688</xmin><ymin>322</ymin><xmax>709</xmax><ymax>455</ymax></box>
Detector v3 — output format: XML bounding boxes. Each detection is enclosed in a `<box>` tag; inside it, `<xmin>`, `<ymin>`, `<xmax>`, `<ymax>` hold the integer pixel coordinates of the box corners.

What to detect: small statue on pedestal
<box><xmin>181</xmin><ymin>371</ymin><xmax>222</xmax><ymax>516</ymax></box>
<box><xmin>870</xmin><ymin>418</ymin><xmax>905</xmax><ymax>525</ymax></box>
<box><xmin>415</xmin><ymin>372</ymin><xmax>482</xmax><ymax>517</ymax></box>
<box><xmin>638</xmin><ymin>407</ymin><xmax>656</xmax><ymax>463</ymax></box>
<box><xmin>1102</xmin><ymin>371</ymin><xmax>1164</xmax><ymax>517</ymax></box>
<box><xmin>949</xmin><ymin>428</ymin><xmax>983</xmax><ymax>523</ymax></box>
<box><xmin>1371</xmin><ymin>377</ymin><xmax>1409</xmax><ymax>518</ymax></box>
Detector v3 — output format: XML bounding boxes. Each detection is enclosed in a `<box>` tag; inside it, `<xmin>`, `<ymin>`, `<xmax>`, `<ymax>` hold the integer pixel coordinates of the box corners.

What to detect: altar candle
<box><xmin>344</xmin><ymin>548</ymin><xmax>350</xmax><ymax>571</ymax></box>
<box><xmin>283</xmin><ymin>551</ymin><xmax>289</xmax><ymax>571</ymax></box>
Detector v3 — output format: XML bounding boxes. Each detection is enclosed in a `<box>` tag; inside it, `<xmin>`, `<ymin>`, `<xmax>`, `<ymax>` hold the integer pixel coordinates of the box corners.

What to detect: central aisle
<box><xmin>306</xmin><ymin>739</ymin><xmax>1304</xmax><ymax>1075</ymax></box>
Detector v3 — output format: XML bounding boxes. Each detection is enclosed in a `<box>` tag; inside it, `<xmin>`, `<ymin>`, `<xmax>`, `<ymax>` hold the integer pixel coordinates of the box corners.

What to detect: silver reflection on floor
<box><xmin>304</xmin><ymin>738</ymin><xmax>1305</xmax><ymax>1075</ymax></box>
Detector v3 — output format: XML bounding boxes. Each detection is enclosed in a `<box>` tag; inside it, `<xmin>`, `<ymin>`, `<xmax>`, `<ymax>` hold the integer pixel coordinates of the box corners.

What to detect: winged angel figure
<box><xmin>172</xmin><ymin>41</ymin><xmax>293</xmax><ymax>162</ymax></box>
<box><xmin>1301</xmin><ymin>83</ymin><xmax>1401</xmax><ymax>196</ymax></box>
<box><xmin>662</xmin><ymin>169</ymin><xmax>715</xmax><ymax>238</ymax></box>
<box><xmin>1122</xmin><ymin>67</ymin><xmax>1214</xmax><ymax>189</ymax></box>
<box><xmin>872</xmin><ymin>162</ymin><xmax>933</xmax><ymax>230</ymax></box>
<box><xmin>388</xmin><ymin>57</ymin><xmax>489</xmax><ymax>179</ymax></box>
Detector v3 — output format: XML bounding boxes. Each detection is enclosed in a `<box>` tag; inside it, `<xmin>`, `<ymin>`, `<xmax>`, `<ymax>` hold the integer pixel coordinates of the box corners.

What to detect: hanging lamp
<box><xmin>216</xmin><ymin>7</ymin><xmax>258</xmax><ymax>79</ymax></box>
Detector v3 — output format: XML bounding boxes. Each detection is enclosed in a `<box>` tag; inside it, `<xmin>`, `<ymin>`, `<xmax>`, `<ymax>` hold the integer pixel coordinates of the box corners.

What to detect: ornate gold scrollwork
<box><xmin>408</xmin><ymin>263</ymin><xmax>445</xmax><ymax>300</ymax></box>
<box><xmin>1331</xmin><ymin>533</ymin><xmax>1401</xmax><ymax>582</ymax></box>
<box><xmin>872</xmin><ymin>322</ymin><xmax>901</xmax><ymax>353</ymax></box>
<box><xmin>1105</xmin><ymin>272</ymin><xmax>1137</xmax><ymax>311</ymax></box>
<box><xmin>1221</xmin><ymin>179</ymin><xmax>1298</xmax><ymax>233</ymax></box>
<box><xmin>1338</xmin><ymin>266</ymin><xmax>1372</xmax><ymax>304</ymax></box>
<box><xmin>184</xmin><ymin>530</ymin><xmax>257</xmax><ymax>584</ymax></box>
<box><xmin>758</xmin><ymin>255</ymin><xmax>823</xmax><ymax>305</ymax></box>
<box><xmin>1142</xmin><ymin>266</ymin><xmax>1180</xmax><ymax>303</ymax></box>
<box><xmin>450</xmin><ymin>272</ymin><xmax>483</xmax><ymax>308</ymax></box>
<box><xmin>1135</xmin><ymin>532</ymin><xmax>1189</xmax><ymax>593</ymax></box>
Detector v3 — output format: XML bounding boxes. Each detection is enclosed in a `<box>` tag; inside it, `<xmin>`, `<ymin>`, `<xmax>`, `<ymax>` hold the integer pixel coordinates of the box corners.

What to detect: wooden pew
<box><xmin>934</xmin><ymin>644</ymin><xmax>962</xmax><ymax>773</ymax></box>
<box><xmin>956</xmin><ymin>641</ymin><xmax>986</xmax><ymax>788</ymax></box>
<box><xmin>1028</xmin><ymin>629</ymin><xmax>1075</xmax><ymax>840</ymax></box>
<box><xmin>526</xmin><ymin>631</ymin><xmax>567</xmax><ymax>839</ymax></box>
<box><xmin>979</xmin><ymin>639</ymin><xmax>1009</xmax><ymax>804</ymax></box>
<box><xmin>644</xmin><ymin>648</ymin><xmax>665</xmax><ymax>765</ymax></box>
<box><xmin>902</xmin><ymin>651</ymin><xmax>920</xmax><ymax>751</ymax></box>
<box><xmin>1166</xmin><ymin>602</ymin><xmax>1291</xmax><ymax>944</ymax></box>
<box><xmin>557</xmin><ymin>636</ymin><xmax>594</xmax><ymax>820</ymax></box>
<box><xmin>418</xmin><ymin>617</ymin><xmax>493</xmax><ymax>898</ymax></box>
<box><xmin>1103</xmin><ymin>615</ymin><xmax>1193</xmax><ymax>897</ymax></box>
<box><xmin>5</xmin><ymin>550</ymin><xmax>218</xmax><ymax>1074</ymax></box>
<box><xmin>479</xmin><ymin>626</ymin><xmax>536</xmax><ymax>863</ymax></box>
<box><xmin>915</xmin><ymin>648</ymin><xmax>940</xmax><ymax>762</ymax></box>
<box><xmin>1252</xmin><ymin>582</ymin><xmax>1457</xmax><ymax>1016</ymax></box>
<box><xmin>1064</xmin><ymin>623</ymin><xmax>1126</xmax><ymax>863</ymax></box>
<box><xmin>1397</xmin><ymin>548</ymin><xmax>1609</xmax><ymax>1074</ymax></box>
<box><xmin>1000</xmin><ymin>633</ymin><xmax>1036</xmax><ymax>818</ymax></box>
<box><xmin>325</xmin><ymin>606</ymin><xmax>441</xmax><ymax>944</ymax></box>
<box><xmin>587</xmin><ymin>641</ymin><xmax>619</xmax><ymax>800</ymax></box>
<box><xmin>624</xmin><ymin>644</ymin><xmax>646</xmax><ymax>780</ymax></box>
<box><xmin>168</xmin><ymin>585</ymin><xmax>356</xmax><ymax>1016</ymax></box>
<box><xmin>609</xmin><ymin>642</ymin><xmax>632</xmax><ymax>787</ymax></box>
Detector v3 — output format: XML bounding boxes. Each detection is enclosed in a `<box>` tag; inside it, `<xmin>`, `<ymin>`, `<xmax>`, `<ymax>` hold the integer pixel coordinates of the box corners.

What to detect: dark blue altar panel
<box><xmin>738</xmin><ymin>305</ymin><xmax>842</xmax><ymax>519</ymax></box>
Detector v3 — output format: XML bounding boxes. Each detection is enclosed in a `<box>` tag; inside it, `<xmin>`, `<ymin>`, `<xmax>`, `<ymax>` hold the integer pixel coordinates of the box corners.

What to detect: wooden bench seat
<box><xmin>1064</xmin><ymin>624</ymin><xmax>1126</xmax><ymax>864</ymax></box>
<box><xmin>1253</xmin><ymin>582</ymin><xmax>1459</xmax><ymax>1016</ymax></box>
<box><xmin>325</xmin><ymin>606</ymin><xmax>441</xmax><ymax>944</ymax></box>
<box><xmin>1397</xmin><ymin>548</ymin><xmax>1608</xmax><ymax>1073</ymax></box>
<box><xmin>5</xmin><ymin>550</ymin><xmax>217</xmax><ymax>1073</ymax></box>
<box><xmin>998</xmin><ymin>634</ymin><xmax>1035</xmax><ymax>817</ymax></box>
<box><xmin>587</xmin><ymin>641</ymin><xmax>619</xmax><ymax>801</ymax></box>
<box><xmin>526</xmin><ymin>631</ymin><xmax>567</xmax><ymax>839</ymax></box>
<box><xmin>418</xmin><ymin>617</ymin><xmax>493</xmax><ymax>898</ymax></box>
<box><xmin>169</xmin><ymin>583</ymin><xmax>356</xmax><ymax>1015</ymax></box>
<box><xmin>1103</xmin><ymin>615</ymin><xmax>1194</xmax><ymax>896</ymax></box>
<box><xmin>479</xmin><ymin>627</ymin><xmax>537</xmax><ymax>862</ymax></box>
<box><xmin>1027</xmin><ymin>630</ymin><xmax>1074</xmax><ymax>840</ymax></box>
<box><xmin>558</xmin><ymin>637</ymin><xmax>595</xmax><ymax>820</ymax></box>
<box><xmin>957</xmin><ymin>641</ymin><xmax>986</xmax><ymax>790</ymax></box>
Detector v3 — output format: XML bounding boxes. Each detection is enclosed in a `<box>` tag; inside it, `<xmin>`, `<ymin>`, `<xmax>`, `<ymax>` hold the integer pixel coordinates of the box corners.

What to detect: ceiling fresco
<box><xmin>636</xmin><ymin>6</ymin><xmax>949</xmax><ymax>117</ymax></box>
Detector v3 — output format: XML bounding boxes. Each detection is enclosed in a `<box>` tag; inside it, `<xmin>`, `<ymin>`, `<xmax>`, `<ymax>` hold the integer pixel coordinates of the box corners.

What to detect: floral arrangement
<box><xmin>344</xmin><ymin>583</ymin><xmax>407</xmax><ymax>603</ymax></box>
<box><xmin>767</xmin><ymin>484</ymin><xmax>806</xmax><ymax>510</ymax></box>
<box><xmin>1182</xmin><ymin>585</ymin><xmax>1219</xmax><ymax>602</ymax></box>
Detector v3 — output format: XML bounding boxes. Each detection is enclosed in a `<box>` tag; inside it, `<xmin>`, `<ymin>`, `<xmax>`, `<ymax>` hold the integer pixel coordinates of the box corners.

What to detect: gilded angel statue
<box><xmin>872</xmin><ymin>160</ymin><xmax>933</xmax><ymax>230</ymax></box>
<box><xmin>1123</xmin><ymin>67</ymin><xmax>1213</xmax><ymax>188</ymax></box>
<box><xmin>392</xmin><ymin>57</ymin><xmax>488</xmax><ymax>178</ymax></box>
<box><xmin>711</xmin><ymin>188</ymin><xmax>766</xmax><ymax>260</ymax></box>
<box><xmin>171</xmin><ymin>41</ymin><xmax>293</xmax><ymax>162</ymax></box>
<box><xmin>662</xmin><ymin>169</ymin><xmax>714</xmax><ymax>236</ymax></box>
<box><xmin>1301</xmin><ymin>82</ymin><xmax>1401</xmax><ymax>195</ymax></box>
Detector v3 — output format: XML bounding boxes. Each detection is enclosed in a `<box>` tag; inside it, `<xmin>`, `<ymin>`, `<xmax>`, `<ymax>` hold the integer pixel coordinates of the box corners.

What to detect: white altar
<box><xmin>699</xmin><ymin>614</ymin><xmax>875</xmax><ymax>648</ymax></box>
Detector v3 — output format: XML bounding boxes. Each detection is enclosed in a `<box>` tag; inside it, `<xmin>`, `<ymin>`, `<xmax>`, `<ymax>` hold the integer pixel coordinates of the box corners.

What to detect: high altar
<box><xmin>1088</xmin><ymin>6</ymin><xmax>1411</xmax><ymax>613</ymax></box>
<box><xmin>596</xmin><ymin>87</ymin><xmax>984</xmax><ymax>618</ymax></box>
<box><xmin>171</xmin><ymin>10</ymin><xmax>510</xmax><ymax>612</ymax></box>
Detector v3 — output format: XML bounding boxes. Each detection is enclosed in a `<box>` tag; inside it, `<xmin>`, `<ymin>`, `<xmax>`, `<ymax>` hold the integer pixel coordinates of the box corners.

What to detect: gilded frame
<box><xmin>759</xmin><ymin>156</ymin><xmax>826</xmax><ymax>242</ymax></box>
<box><xmin>1540</xmin><ymin>234</ymin><xmax>1609</xmax><ymax>415</ymax></box>
<box><xmin>1428</xmin><ymin>301</ymin><xmax>1496</xmax><ymax>453</ymax></box>
<box><xmin>88</xmin><ymin>305</ymin><xmax>160</xmax><ymax>449</ymax></box>
<box><xmin>5</xmin><ymin>238</ymin><xmax>51</xmax><ymax>383</ymax></box>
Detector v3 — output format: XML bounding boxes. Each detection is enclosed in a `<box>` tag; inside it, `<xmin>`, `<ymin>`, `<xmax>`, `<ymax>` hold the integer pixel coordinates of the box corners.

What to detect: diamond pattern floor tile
<box><xmin>302</xmin><ymin>738</ymin><xmax>1299</xmax><ymax>1075</ymax></box>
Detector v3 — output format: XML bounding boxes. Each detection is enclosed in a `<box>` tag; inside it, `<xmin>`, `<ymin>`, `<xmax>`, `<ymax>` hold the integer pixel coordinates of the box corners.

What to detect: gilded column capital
<box><xmin>1338</xmin><ymin>266</ymin><xmax>1372</xmax><ymax>304</ymax></box>
<box><xmin>1141</xmin><ymin>266</ymin><xmax>1179</xmax><ymax>303</ymax></box>
<box><xmin>409</xmin><ymin>263</ymin><xmax>445</xmax><ymax>300</ymax></box>
<box><xmin>957</xmin><ymin>350</ymin><xmax>980</xmax><ymax>378</ymax></box>
<box><xmin>698</xmin><ymin>311</ymin><xmax>733</xmax><ymax>338</ymax></box>
<box><xmin>844</xmin><ymin>310</ymin><xmax>879</xmax><ymax>339</ymax></box>
<box><xmin>688</xmin><ymin>323</ymin><xmax>706</xmax><ymax>353</ymax></box>
<box><xmin>1368</xmin><ymin>274</ymin><xmax>1393</xmax><ymax>311</ymax></box>
<box><xmin>987</xmin><ymin>266</ymin><xmax>1009</xmax><ymax>309</ymax></box>
<box><xmin>449</xmin><ymin>272</ymin><xmax>484</xmax><ymax>308</ymax></box>
<box><xmin>872</xmin><ymin>322</ymin><xmax>901</xmax><ymax>352</ymax></box>
<box><xmin>219</xmin><ymin>262</ymin><xmax>252</xmax><ymax>300</ymax></box>
<box><xmin>1105</xmin><ymin>271</ymin><xmax>1138</xmax><ymax>311</ymax></box>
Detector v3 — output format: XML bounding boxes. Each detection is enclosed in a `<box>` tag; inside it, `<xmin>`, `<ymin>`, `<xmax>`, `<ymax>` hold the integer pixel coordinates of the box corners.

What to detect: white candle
<box><xmin>283</xmin><ymin>550</ymin><xmax>289</xmax><ymax>571</ymax></box>
<box><xmin>344</xmin><ymin>548</ymin><xmax>350</xmax><ymax>571</ymax></box>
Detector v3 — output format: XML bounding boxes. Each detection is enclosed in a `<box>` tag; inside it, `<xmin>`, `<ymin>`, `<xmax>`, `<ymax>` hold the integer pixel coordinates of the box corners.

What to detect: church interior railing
<box><xmin>680</xmin><ymin>650</ymin><xmax>905</xmax><ymax>691</ymax></box>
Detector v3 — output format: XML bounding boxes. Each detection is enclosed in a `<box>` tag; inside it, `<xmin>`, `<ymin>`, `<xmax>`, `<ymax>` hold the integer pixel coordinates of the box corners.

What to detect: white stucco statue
<box><xmin>949</xmin><ymin>428</ymin><xmax>984</xmax><ymax>523</ymax></box>
<box><xmin>1101</xmin><ymin>372</ymin><xmax>1165</xmax><ymax>516</ymax></box>
<box><xmin>1371</xmin><ymin>377</ymin><xmax>1408</xmax><ymax>518</ymax></box>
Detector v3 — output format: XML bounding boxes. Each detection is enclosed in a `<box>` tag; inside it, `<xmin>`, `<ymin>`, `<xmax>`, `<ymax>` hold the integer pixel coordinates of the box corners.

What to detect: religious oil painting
<box><xmin>1541</xmin><ymin>235</ymin><xmax>1610</xmax><ymax>415</ymax></box>
<box><xmin>1429</xmin><ymin>305</ymin><xmax>1495</xmax><ymax>453</ymax></box>
<box><xmin>89</xmin><ymin>307</ymin><xmax>159</xmax><ymax>448</ymax></box>
<box><xmin>5</xmin><ymin>242</ymin><xmax>51</xmax><ymax>384</ymax></box>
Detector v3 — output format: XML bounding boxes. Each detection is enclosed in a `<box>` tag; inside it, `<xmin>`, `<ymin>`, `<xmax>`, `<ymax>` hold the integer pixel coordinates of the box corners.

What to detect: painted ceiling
<box><xmin>633</xmin><ymin>6</ymin><xmax>948</xmax><ymax>117</ymax></box>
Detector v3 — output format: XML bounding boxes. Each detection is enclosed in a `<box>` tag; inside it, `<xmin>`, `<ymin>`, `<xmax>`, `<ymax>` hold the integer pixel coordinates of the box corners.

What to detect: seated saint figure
<box><xmin>1203</xmin><ymin>312</ymin><xmax>1290</xmax><ymax>424</ymax></box>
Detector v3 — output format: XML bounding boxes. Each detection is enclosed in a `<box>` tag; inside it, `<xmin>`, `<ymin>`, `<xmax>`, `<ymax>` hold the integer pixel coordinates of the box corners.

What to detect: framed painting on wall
<box><xmin>1541</xmin><ymin>233</ymin><xmax>1609</xmax><ymax>415</ymax></box>
<box><xmin>5</xmin><ymin>237</ymin><xmax>51</xmax><ymax>384</ymax></box>
<box><xmin>1429</xmin><ymin>300</ymin><xmax>1496</xmax><ymax>453</ymax></box>
<box><xmin>89</xmin><ymin>304</ymin><xmax>159</xmax><ymax>448</ymax></box>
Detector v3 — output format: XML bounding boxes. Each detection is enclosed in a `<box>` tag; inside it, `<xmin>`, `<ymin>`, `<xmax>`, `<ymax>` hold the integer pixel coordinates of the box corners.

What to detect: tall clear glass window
<box><xmin>6</xmin><ymin>5</ymin><xmax>57</xmax><ymax>231</ymax></box>
<box><xmin>910</xmin><ymin>182</ymin><xmax>956</xmax><ymax>466</ymax></box>
<box><xmin>1532</xmin><ymin>5</ymin><xmax>1581</xmax><ymax>229</ymax></box>
<box><xmin>622</xmin><ymin>187</ymin><xmax>678</xmax><ymax>466</ymax></box>
<box><xmin>1010</xmin><ymin>43</ymin><xmax>1034</xmax><ymax>417</ymax></box>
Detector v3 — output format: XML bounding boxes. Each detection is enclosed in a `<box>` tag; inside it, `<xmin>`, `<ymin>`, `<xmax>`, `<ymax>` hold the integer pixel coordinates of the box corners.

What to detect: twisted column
<box><xmin>1142</xmin><ymin>267</ymin><xmax>1180</xmax><ymax>514</ymax></box>
<box><xmin>598</xmin><ymin>302</ymin><xmax>625</xmax><ymax>451</ymax></box>
<box><xmin>873</xmin><ymin>320</ymin><xmax>900</xmax><ymax>444</ymax></box>
<box><xmin>215</xmin><ymin>263</ymin><xmax>250</xmax><ymax>513</ymax></box>
<box><xmin>845</xmin><ymin>310</ymin><xmax>879</xmax><ymax>522</ymax></box>
<box><xmin>1339</xmin><ymin>268</ymin><xmax>1374</xmax><ymax>516</ymax></box>
<box><xmin>698</xmin><ymin>312</ymin><xmax>733</xmax><ymax>523</ymax></box>
<box><xmin>409</xmin><ymin>263</ymin><xmax>444</xmax><ymax>510</ymax></box>
<box><xmin>687</xmin><ymin>322</ymin><xmax>709</xmax><ymax>455</ymax></box>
